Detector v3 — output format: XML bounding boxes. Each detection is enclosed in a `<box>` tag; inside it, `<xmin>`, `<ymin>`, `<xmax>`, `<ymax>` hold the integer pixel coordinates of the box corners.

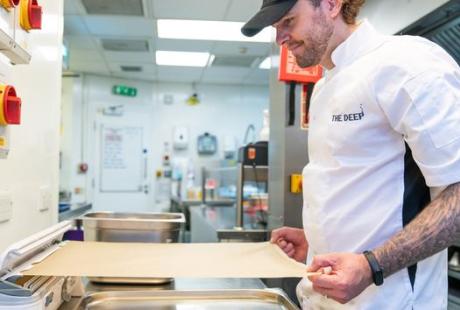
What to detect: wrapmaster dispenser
<box><xmin>0</xmin><ymin>221</ymin><xmax>83</xmax><ymax>310</ymax></box>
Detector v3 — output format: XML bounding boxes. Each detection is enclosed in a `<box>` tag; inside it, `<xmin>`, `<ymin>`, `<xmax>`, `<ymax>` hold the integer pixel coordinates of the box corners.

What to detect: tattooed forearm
<box><xmin>374</xmin><ymin>182</ymin><xmax>460</xmax><ymax>277</ymax></box>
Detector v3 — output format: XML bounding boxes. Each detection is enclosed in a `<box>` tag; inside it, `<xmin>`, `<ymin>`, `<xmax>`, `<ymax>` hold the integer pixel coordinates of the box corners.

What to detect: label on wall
<box><xmin>0</xmin><ymin>126</ymin><xmax>9</xmax><ymax>159</ymax></box>
<box><xmin>278</xmin><ymin>46</ymin><xmax>323</xmax><ymax>83</ymax></box>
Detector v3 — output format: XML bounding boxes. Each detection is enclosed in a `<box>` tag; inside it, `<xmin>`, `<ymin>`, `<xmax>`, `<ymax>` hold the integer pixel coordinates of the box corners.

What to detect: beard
<box><xmin>293</xmin><ymin>13</ymin><xmax>334</xmax><ymax>68</ymax></box>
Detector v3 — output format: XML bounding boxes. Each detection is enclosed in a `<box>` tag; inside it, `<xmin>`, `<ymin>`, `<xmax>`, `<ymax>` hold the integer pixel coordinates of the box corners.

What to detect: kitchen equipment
<box><xmin>81</xmin><ymin>212</ymin><xmax>185</xmax><ymax>284</ymax></box>
<box><xmin>69</xmin><ymin>288</ymin><xmax>299</xmax><ymax>310</ymax></box>
<box><xmin>82</xmin><ymin>212</ymin><xmax>184</xmax><ymax>243</ymax></box>
<box><xmin>238</xmin><ymin>141</ymin><xmax>268</xmax><ymax>166</ymax></box>
<box><xmin>0</xmin><ymin>221</ymin><xmax>84</xmax><ymax>310</ymax></box>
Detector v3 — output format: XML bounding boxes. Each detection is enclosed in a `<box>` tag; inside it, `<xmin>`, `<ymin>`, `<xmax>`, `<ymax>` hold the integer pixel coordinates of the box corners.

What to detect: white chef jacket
<box><xmin>298</xmin><ymin>20</ymin><xmax>460</xmax><ymax>310</ymax></box>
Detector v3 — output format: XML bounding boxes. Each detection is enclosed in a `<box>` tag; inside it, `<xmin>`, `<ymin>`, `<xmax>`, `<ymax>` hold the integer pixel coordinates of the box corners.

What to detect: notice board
<box><xmin>100</xmin><ymin>125</ymin><xmax>144</xmax><ymax>192</ymax></box>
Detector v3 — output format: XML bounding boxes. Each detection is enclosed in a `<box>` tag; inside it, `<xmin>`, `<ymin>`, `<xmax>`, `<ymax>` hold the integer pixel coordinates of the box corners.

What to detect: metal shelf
<box><xmin>242</xmin><ymin>165</ymin><xmax>268</xmax><ymax>182</ymax></box>
<box><xmin>449</xmin><ymin>269</ymin><xmax>460</xmax><ymax>281</ymax></box>
<box><xmin>449</xmin><ymin>287</ymin><xmax>460</xmax><ymax>308</ymax></box>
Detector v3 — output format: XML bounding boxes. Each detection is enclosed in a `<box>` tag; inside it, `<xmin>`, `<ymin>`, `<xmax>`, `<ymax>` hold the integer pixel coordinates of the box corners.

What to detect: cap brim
<box><xmin>242</xmin><ymin>0</ymin><xmax>297</xmax><ymax>37</ymax></box>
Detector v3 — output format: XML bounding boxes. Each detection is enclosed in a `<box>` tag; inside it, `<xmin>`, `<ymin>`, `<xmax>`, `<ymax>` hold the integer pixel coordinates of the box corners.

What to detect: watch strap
<box><xmin>363</xmin><ymin>250</ymin><xmax>384</xmax><ymax>286</ymax></box>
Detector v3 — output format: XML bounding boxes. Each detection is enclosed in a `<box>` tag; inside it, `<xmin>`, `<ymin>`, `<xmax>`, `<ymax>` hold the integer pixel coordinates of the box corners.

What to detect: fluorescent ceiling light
<box><xmin>157</xmin><ymin>19</ymin><xmax>271</xmax><ymax>43</ymax></box>
<box><xmin>259</xmin><ymin>57</ymin><xmax>271</xmax><ymax>69</ymax></box>
<box><xmin>156</xmin><ymin>51</ymin><xmax>212</xmax><ymax>67</ymax></box>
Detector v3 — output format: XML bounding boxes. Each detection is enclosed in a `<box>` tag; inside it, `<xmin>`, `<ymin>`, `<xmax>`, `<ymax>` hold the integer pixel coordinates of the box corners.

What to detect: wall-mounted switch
<box><xmin>39</xmin><ymin>185</ymin><xmax>51</xmax><ymax>212</ymax></box>
<box><xmin>0</xmin><ymin>190</ymin><xmax>12</xmax><ymax>223</ymax></box>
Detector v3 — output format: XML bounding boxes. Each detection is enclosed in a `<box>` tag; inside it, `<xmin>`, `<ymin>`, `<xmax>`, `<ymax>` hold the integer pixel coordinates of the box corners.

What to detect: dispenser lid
<box><xmin>0</xmin><ymin>221</ymin><xmax>71</xmax><ymax>278</ymax></box>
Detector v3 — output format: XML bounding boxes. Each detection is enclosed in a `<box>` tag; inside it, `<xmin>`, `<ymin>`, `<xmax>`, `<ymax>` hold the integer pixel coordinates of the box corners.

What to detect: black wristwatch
<box><xmin>363</xmin><ymin>250</ymin><xmax>384</xmax><ymax>286</ymax></box>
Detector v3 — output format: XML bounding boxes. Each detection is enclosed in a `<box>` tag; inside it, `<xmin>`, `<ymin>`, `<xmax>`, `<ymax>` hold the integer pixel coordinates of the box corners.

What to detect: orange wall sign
<box><xmin>278</xmin><ymin>46</ymin><xmax>323</xmax><ymax>83</ymax></box>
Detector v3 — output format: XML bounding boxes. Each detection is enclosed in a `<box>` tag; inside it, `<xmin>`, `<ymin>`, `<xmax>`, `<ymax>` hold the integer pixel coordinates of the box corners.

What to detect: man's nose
<box><xmin>276</xmin><ymin>28</ymin><xmax>289</xmax><ymax>46</ymax></box>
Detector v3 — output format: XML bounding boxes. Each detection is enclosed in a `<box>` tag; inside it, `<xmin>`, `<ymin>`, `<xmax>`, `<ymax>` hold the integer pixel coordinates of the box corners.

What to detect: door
<box><xmin>90</xmin><ymin>114</ymin><xmax>154</xmax><ymax>213</ymax></box>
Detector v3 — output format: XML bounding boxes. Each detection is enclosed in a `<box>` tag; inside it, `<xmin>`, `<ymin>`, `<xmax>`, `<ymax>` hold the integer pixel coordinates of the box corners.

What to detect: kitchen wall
<box><xmin>61</xmin><ymin>74</ymin><xmax>269</xmax><ymax>212</ymax></box>
<box><xmin>361</xmin><ymin>0</ymin><xmax>450</xmax><ymax>34</ymax></box>
<box><xmin>0</xmin><ymin>1</ymin><xmax>64</xmax><ymax>251</ymax></box>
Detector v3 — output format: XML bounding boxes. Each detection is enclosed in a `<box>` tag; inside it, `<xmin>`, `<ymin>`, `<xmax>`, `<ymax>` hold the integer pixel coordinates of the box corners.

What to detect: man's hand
<box><xmin>306</xmin><ymin>253</ymin><xmax>373</xmax><ymax>304</ymax></box>
<box><xmin>270</xmin><ymin>226</ymin><xmax>308</xmax><ymax>262</ymax></box>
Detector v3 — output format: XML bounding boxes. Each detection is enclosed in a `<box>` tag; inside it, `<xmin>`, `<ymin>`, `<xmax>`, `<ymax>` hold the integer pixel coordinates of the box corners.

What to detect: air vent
<box><xmin>82</xmin><ymin>0</ymin><xmax>144</xmax><ymax>16</ymax></box>
<box><xmin>211</xmin><ymin>55</ymin><xmax>259</xmax><ymax>68</ymax></box>
<box><xmin>120</xmin><ymin>65</ymin><xmax>143</xmax><ymax>72</ymax></box>
<box><xmin>101</xmin><ymin>39</ymin><xmax>149</xmax><ymax>52</ymax></box>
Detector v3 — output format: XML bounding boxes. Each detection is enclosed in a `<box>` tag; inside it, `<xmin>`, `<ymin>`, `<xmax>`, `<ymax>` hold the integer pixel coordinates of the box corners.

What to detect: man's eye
<box><xmin>284</xmin><ymin>18</ymin><xmax>293</xmax><ymax>27</ymax></box>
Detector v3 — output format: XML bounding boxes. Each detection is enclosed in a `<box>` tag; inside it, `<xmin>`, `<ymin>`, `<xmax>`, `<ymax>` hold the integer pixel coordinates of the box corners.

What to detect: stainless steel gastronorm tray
<box><xmin>74</xmin><ymin>289</ymin><xmax>300</xmax><ymax>310</ymax></box>
<box><xmin>82</xmin><ymin>212</ymin><xmax>185</xmax><ymax>243</ymax></box>
<box><xmin>81</xmin><ymin>212</ymin><xmax>185</xmax><ymax>284</ymax></box>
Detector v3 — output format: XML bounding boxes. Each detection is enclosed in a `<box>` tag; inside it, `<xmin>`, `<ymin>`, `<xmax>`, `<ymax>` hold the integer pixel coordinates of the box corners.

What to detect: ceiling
<box><xmin>63</xmin><ymin>0</ymin><xmax>271</xmax><ymax>85</ymax></box>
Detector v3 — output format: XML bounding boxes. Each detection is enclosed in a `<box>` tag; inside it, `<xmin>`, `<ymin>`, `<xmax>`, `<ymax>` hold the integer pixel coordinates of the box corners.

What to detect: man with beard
<box><xmin>242</xmin><ymin>0</ymin><xmax>460</xmax><ymax>309</ymax></box>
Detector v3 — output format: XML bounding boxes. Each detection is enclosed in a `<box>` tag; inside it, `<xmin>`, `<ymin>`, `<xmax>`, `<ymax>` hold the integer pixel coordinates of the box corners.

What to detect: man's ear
<box><xmin>322</xmin><ymin>0</ymin><xmax>342</xmax><ymax>19</ymax></box>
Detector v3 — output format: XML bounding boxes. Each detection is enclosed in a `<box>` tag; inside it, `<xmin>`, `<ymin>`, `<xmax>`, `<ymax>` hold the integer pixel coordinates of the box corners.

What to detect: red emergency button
<box><xmin>0</xmin><ymin>0</ymin><xmax>20</xmax><ymax>10</ymax></box>
<box><xmin>20</xmin><ymin>0</ymin><xmax>42</xmax><ymax>31</ymax></box>
<box><xmin>0</xmin><ymin>85</ymin><xmax>22</xmax><ymax>126</ymax></box>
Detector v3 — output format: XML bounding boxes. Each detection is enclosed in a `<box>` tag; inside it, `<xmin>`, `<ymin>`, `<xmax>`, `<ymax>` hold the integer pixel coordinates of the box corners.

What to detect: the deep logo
<box><xmin>332</xmin><ymin>105</ymin><xmax>365</xmax><ymax>122</ymax></box>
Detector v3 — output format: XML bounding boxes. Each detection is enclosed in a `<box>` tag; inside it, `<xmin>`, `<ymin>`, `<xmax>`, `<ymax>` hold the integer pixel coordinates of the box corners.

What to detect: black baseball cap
<box><xmin>242</xmin><ymin>0</ymin><xmax>297</xmax><ymax>37</ymax></box>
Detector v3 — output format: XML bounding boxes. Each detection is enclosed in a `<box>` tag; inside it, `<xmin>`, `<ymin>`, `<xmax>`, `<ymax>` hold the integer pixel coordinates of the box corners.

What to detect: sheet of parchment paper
<box><xmin>23</xmin><ymin>241</ymin><xmax>307</xmax><ymax>278</ymax></box>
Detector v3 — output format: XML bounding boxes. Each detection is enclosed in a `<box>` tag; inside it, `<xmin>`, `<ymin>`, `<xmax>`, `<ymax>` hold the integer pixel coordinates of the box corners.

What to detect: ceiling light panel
<box><xmin>156</xmin><ymin>51</ymin><xmax>212</xmax><ymax>67</ymax></box>
<box><xmin>212</xmin><ymin>55</ymin><xmax>258</xmax><ymax>68</ymax></box>
<box><xmin>101</xmin><ymin>39</ymin><xmax>149</xmax><ymax>52</ymax></box>
<box><xmin>82</xmin><ymin>0</ymin><xmax>144</xmax><ymax>16</ymax></box>
<box><xmin>157</xmin><ymin>20</ymin><xmax>272</xmax><ymax>43</ymax></box>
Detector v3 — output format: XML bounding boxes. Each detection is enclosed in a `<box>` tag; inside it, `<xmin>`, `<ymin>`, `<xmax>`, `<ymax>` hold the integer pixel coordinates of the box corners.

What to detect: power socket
<box><xmin>39</xmin><ymin>185</ymin><xmax>52</xmax><ymax>212</ymax></box>
<box><xmin>0</xmin><ymin>190</ymin><xmax>12</xmax><ymax>223</ymax></box>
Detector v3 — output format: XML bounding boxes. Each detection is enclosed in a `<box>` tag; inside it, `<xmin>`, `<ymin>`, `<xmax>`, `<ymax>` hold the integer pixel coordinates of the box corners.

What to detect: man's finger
<box><xmin>277</xmin><ymin>239</ymin><xmax>287</xmax><ymax>247</ymax></box>
<box><xmin>284</xmin><ymin>242</ymin><xmax>294</xmax><ymax>253</ymax></box>
<box><xmin>307</xmin><ymin>254</ymin><xmax>336</xmax><ymax>272</ymax></box>
<box><xmin>286</xmin><ymin>249</ymin><xmax>295</xmax><ymax>258</ymax></box>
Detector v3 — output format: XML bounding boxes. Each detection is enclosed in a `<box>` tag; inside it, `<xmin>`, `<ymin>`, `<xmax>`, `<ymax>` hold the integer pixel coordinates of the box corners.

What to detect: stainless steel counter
<box><xmin>190</xmin><ymin>205</ymin><xmax>266</xmax><ymax>242</ymax></box>
<box><xmin>58</xmin><ymin>203</ymin><xmax>92</xmax><ymax>222</ymax></box>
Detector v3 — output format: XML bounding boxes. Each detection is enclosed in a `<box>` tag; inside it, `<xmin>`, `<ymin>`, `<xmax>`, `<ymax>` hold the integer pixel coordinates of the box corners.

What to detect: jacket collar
<box><xmin>330</xmin><ymin>19</ymin><xmax>386</xmax><ymax>72</ymax></box>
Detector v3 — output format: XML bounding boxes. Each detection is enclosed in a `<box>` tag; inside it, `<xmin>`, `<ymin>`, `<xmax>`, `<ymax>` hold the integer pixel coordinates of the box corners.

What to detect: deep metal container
<box><xmin>82</xmin><ymin>212</ymin><xmax>185</xmax><ymax>284</ymax></box>
<box><xmin>72</xmin><ymin>289</ymin><xmax>300</xmax><ymax>310</ymax></box>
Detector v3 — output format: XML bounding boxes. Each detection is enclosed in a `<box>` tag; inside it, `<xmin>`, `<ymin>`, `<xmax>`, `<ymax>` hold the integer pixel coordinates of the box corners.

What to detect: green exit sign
<box><xmin>112</xmin><ymin>85</ymin><xmax>137</xmax><ymax>97</ymax></box>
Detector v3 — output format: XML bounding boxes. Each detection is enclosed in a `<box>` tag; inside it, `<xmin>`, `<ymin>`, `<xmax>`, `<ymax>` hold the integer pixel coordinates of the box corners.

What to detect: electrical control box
<box><xmin>20</xmin><ymin>0</ymin><xmax>42</xmax><ymax>31</ymax></box>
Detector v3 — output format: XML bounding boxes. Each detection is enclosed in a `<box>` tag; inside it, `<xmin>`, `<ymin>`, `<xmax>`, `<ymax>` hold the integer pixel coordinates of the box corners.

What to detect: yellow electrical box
<box><xmin>290</xmin><ymin>174</ymin><xmax>303</xmax><ymax>193</ymax></box>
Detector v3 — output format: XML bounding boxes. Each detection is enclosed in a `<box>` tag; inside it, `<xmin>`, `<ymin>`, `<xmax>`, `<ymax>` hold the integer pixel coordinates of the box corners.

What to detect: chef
<box><xmin>242</xmin><ymin>0</ymin><xmax>460</xmax><ymax>309</ymax></box>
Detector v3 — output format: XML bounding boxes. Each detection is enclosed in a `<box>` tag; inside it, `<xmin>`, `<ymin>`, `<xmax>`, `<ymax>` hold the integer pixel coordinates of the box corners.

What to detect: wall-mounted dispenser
<box><xmin>20</xmin><ymin>0</ymin><xmax>42</xmax><ymax>31</ymax></box>
<box><xmin>173</xmin><ymin>126</ymin><xmax>189</xmax><ymax>150</ymax></box>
